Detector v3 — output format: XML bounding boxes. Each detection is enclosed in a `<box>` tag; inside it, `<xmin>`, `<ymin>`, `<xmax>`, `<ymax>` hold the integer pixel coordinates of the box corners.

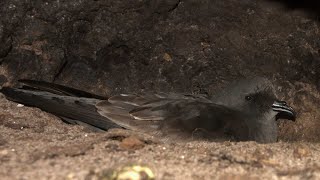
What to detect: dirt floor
<box><xmin>1</xmin><ymin>94</ymin><xmax>320</xmax><ymax>180</ymax></box>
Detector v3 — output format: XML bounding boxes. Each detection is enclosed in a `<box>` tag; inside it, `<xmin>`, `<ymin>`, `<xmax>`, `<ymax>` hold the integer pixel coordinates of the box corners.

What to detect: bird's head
<box><xmin>212</xmin><ymin>77</ymin><xmax>296</xmax><ymax>121</ymax></box>
<box><xmin>212</xmin><ymin>77</ymin><xmax>296</xmax><ymax>143</ymax></box>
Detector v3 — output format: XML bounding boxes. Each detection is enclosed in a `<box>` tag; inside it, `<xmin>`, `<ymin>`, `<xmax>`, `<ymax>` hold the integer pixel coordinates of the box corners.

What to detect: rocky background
<box><xmin>0</xmin><ymin>0</ymin><xmax>320</xmax><ymax>179</ymax></box>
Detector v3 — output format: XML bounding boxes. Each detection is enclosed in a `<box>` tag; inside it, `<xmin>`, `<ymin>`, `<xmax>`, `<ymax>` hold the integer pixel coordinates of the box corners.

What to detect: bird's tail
<box><xmin>0</xmin><ymin>81</ymin><xmax>120</xmax><ymax>130</ymax></box>
<box><xmin>18</xmin><ymin>79</ymin><xmax>106</xmax><ymax>99</ymax></box>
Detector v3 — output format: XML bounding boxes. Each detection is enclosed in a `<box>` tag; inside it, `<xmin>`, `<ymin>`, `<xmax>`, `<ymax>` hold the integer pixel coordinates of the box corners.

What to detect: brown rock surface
<box><xmin>0</xmin><ymin>0</ymin><xmax>320</xmax><ymax>179</ymax></box>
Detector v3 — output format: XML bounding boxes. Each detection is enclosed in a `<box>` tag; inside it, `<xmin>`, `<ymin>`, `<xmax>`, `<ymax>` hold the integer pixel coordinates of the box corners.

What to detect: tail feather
<box><xmin>0</xmin><ymin>87</ymin><xmax>120</xmax><ymax>130</ymax></box>
<box><xmin>18</xmin><ymin>79</ymin><xmax>106</xmax><ymax>99</ymax></box>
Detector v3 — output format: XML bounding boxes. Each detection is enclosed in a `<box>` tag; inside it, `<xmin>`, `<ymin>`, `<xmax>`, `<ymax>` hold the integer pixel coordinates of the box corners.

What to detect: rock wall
<box><xmin>0</xmin><ymin>0</ymin><xmax>319</xmax><ymax>141</ymax></box>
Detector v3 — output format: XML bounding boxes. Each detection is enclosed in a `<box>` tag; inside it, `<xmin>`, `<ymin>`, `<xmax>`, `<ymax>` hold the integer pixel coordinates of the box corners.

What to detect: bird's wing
<box><xmin>96</xmin><ymin>93</ymin><xmax>246</xmax><ymax>136</ymax></box>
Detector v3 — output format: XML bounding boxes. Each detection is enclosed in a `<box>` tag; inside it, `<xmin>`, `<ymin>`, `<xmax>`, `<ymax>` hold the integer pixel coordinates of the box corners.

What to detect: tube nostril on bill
<box><xmin>272</xmin><ymin>100</ymin><xmax>296</xmax><ymax>121</ymax></box>
<box><xmin>279</xmin><ymin>101</ymin><xmax>287</xmax><ymax>106</ymax></box>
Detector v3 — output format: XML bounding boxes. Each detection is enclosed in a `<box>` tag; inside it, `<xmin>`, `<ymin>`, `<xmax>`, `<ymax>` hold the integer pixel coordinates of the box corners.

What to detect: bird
<box><xmin>0</xmin><ymin>77</ymin><xmax>296</xmax><ymax>143</ymax></box>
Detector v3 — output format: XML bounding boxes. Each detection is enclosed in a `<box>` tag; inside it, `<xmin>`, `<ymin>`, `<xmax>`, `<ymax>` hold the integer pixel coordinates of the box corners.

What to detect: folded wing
<box><xmin>97</xmin><ymin>93</ymin><xmax>247</xmax><ymax>139</ymax></box>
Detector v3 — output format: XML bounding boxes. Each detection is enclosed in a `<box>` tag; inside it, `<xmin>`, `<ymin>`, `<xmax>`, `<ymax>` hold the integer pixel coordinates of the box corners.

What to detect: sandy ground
<box><xmin>0</xmin><ymin>94</ymin><xmax>320</xmax><ymax>180</ymax></box>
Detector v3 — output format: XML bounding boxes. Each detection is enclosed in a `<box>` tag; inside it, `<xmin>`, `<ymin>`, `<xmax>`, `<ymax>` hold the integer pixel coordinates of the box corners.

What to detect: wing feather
<box><xmin>96</xmin><ymin>93</ymin><xmax>242</xmax><ymax>135</ymax></box>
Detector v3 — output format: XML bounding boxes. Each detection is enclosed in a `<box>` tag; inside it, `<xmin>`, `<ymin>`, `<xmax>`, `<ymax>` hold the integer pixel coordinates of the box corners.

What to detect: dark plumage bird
<box><xmin>0</xmin><ymin>77</ymin><xmax>296</xmax><ymax>143</ymax></box>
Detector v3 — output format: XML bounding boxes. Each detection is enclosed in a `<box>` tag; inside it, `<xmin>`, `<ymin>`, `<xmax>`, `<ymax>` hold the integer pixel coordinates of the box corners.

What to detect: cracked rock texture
<box><xmin>0</xmin><ymin>0</ymin><xmax>320</xmax><ymax>179</ymax></box>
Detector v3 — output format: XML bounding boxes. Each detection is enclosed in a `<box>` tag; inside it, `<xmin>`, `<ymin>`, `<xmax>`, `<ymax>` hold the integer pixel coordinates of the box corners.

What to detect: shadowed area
<box><xmin>269</xmin><ymin>0</ymin><xmax>320</xmax><ymax>18</ymax></box>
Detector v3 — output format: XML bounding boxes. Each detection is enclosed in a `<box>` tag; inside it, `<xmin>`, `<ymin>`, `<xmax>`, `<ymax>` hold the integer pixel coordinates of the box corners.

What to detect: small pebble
<box><xmin>17</xmin><ymin>104</ymin><xmax>24</xmax><ymax>107</ymax></box>
<box><xmin>120</xmin><ymin>136</ymin><xmax>145</xmax><ymax>150</ymax></box>
<box><xmin>293</xmin><ymin>145</ymin><xmax>310</xmax><ymax>158</ymax></box>
<box><xmin>163</xmin><ymin>53</ymin><xmax>172</xmax><ymax>62</ymax></box>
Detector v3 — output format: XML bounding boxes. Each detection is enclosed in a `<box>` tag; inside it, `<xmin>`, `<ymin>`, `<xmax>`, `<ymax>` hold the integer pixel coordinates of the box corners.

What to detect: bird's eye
<box><xmin>245</xmin><ymin>95</ymin><xmax>252</xmax><ymax>101</ymax></box>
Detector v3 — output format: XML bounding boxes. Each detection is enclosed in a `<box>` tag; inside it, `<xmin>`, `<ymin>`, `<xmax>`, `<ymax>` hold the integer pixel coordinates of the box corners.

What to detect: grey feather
<box><xmin>0</xmin><ymin>77</ymin><xmax>296</xmax><ymax>143</ymax></box>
